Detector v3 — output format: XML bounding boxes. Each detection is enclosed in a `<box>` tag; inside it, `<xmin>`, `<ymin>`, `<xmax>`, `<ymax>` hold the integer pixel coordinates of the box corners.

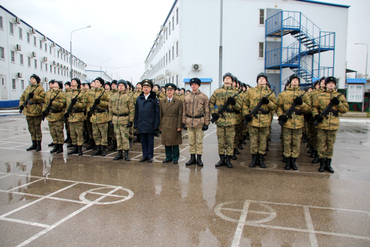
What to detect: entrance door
<box><xmin>1</xmin><ymin>76</ymin><xmax>8</xmax><ymax>100</ymax></box>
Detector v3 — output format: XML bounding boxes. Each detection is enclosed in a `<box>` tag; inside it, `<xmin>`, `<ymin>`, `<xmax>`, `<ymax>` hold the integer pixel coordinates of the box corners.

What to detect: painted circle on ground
<box><xmin>215</xmin><ymin>200</ymin><xmax>277</xmax><ymax>224</ymax></box>
<box><xmin>79</xmin><ymin>186</ymin><xmax>134</xmax><ymax>205</ymax></box>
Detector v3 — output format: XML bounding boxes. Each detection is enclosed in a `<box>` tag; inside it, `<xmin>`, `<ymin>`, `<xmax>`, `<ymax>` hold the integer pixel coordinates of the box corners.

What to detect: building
<box><xmin>85</xmin><ymin>70</ymin><xmax>112</xmax><ymax>83</ymax></box>
<box><xmin>0</xmin><ymin>5</ymin><xmax>87</xmax><ymax>108</ymax></box>
<box><xmin>141</xmin><ymin>0</ymin><xmax>349</xmax><ymax>97</ymax></box>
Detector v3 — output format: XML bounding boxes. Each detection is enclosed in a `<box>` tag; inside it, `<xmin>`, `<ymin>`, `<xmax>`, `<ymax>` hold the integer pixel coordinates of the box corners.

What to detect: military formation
<box><xmin>20</xmin><ymin>72</ymin><xmax>348</xmax><ymax>173</ymax></box>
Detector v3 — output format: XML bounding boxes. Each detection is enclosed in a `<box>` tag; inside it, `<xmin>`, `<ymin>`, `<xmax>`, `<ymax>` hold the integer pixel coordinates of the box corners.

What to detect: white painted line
<box><xmin>231</xmin><ymin>200</ymin><xmax>250</xmax><ymax>247</ymax></box>
<box><xmin>304</xmin><ymin>206</ymin><xmax>319</xmax><ymax>247</ymax></box>
<box><xmin>7</xmin><ymin>178</ymin><xmax>44</xmax><ymax>192</ymax></box>
<box><xmin>1</xmin><ymin>217</ymin><xmax>50</xmax><ymax>228</ymax></box>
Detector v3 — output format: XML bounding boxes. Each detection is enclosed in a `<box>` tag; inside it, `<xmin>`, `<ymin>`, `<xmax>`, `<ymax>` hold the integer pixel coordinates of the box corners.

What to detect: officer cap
<box><xmin>325</xmin><ymin>76</ymin><xmax>337</xmax><ymax>85</ymax></box>
<box><xmin>165</xmin><ymin>83</ymin><xmax>177</xmax><ymax>91</ymax></box>
<box><xmin>141</xmin><ymin>79</ymin><xmax>153</xmax><ymax>88</ymax></box>
<box><xmin>189</xmin><ymin>77</ymin><xmax>201</xmax><ymax>86</ymax></box>
<box><xmin>95</xmin><ymin>77</ymin><xmax>105</xmax><ymax>86</ymax></box>
<box><xmin>223</xmin><ymin>72</ymin><xmax>234</xmax><ymax>82</ymax></box>
<box><xmin>289</xmin><ymin>74</ymin><xmax>300</xmax><ymax>84</ymax></box>
<box><xmin>30</xmin><ymin>74</ymin><xmax>41</xmax><ymax>84</ymax></box>
<box><xmin>117</xmin><ymin>79</ymin><xmax>127</xmax><ymax>88</ymax></box>
<box><xmin>256</xmin><ymin>72</ymin><xmax>268</xmax><ymax>83</ymax></box>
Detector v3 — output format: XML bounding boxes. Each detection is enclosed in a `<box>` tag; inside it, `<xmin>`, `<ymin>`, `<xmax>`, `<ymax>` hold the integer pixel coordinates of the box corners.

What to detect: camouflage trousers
<box><xmin>108</xmin><ymin>122</ymin><xmax>116</xmax><ymax>140</ymax></box>
<box><xmin>26</xmin><ymin>116</ymin><xmax>42</xmax><ymax>141</ymax></box>
<box><xmin>65</xmin><ymin>119</ymin><xmax>70</xmax><ymax>137</ymax></box>
<box><xmin>243</xmin><ymin>122</ymin><xmax>248</xmax><ymax>136</ymax></box>
<box><xmin>92</xmin><ymin>122</ymin><xmax>108</xmax><ymax>146</ymax></box>
<box><xmin>84</xmin><ymin>120</ymin><xmax>93</xmax><ymax>139</ymax></box>
<box><xmin>317</xmin><ymin>129</ymin><xmax>337</xmax><ymax>159</ymax></box>
<box><xmin>70</xmin><ymin>121</ymin><xmax>84</xmax><ymax>146</ymax></box>
<box><xmin>114</xmin><ymin>124</ymin><xmax>129</xmax><ymax>151</ymax></box>
<box><xmin>187</xmin><ymin>127</ymin><xmax>204</xmax><ymax>155</ymax></box>
<box><xmin>308</xmin><ymin>123</ymin><xmax>317</xmax><ymax>149</ymax></box>
<box><xmin>48</xmin><ymin>120</ymin><xmax>64</xmax><ymax>144</ymax></box>
<box><xmin>249</xmin><ymin>126</ymin><xmax>269</xmax><ymax>155</ymax></box>
<box><xmin>233</xmin><ymin>124</ymin><xmax>243</xmax><ymax>148</ymax></box>
<box><xmin>282</xmin><ymin>127</ymin><xmax>302</xmax><ymax>158</ymax></box>
<box><xmin>216</xmin><ymin>125</ymin><xmax>235</xmax><ymax>156</ymax></box>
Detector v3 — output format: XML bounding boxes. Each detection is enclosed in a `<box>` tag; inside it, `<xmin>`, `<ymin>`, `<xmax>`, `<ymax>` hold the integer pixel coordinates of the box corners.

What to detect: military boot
<box><xmin>258</xmin><ymin>154</ymin><xmax>266</xmax><ymax>168</ymax></box>
<box><xmin>108</xmin><ymin>140</ymin><xmax>117</xmax><ymax>151</ymax></box>
<box><xmin>129</xmin><ymin>138</ymin><xmax>132</xmax><ymax>148</ymax></box>
<box><xmin>232</xmin><ymin>150</ymin><xmax>237</xmax><ymax>160</ymax></box>
<box><xmin>285</xmin><ymin>157</ymin><xmax>291</xmax><ymax>170</ymax></box>
<box><xmin>246</xmin><ymin>132</ymin><xmax>250</xmax><ymax>140</ymax></box>
<box><xmin>312</xmin><ymin>151</ymin><xmax>319</xmax><ymax>163</ymax></box>
<box><xmin>67</xmin><ymin>142</ymin><xmax>74</xmax><ymax>148</ymax></box>
<box><xmin>197</xmin><ymin>154</ymin><xmax>203</xmax><ymax>167</ymax></box>
<box><xmin>68</xmin><ymin>145</ymin><xmax>78</xmax><ymax>155</ymax></box>
<box><xmin>310</xmin><ymin>149</ymin><xmax>316</xmax><ymax>158</ymax></box>
<box><xmin>78</xmin><ymin>146</ymin><xmax>83</xmax><ymax>156</ymax></box>
<box><xmin>50</xmin><ymin>144</ymin><xmax>59</xmax><ymax>153</ymax></box>
<box><xmin>86</xmin><ymin>140</ymin><xmax>95</xmax><ymax>150</ymax></box>
<box><xmin>101</xmin><ymin>146</ymin><xmax>107</xmax><ymax>157</ymax></box>
<box><xmin>225</xmin><ymin>155</ymin><xmax>233</xmax><ymax>168</ymax></box>
<box><xmin>242</xmin><ymin>139</ymin><xmax>246</xmax><ymax>145</ymax></box>
<box><xmin>325</xmin><ymin>159</ymin><xmax>334</xmax><ymax>173</ymax></box>
<box><xmin>215</xmin><ymin>155</ymin><xmax>226</xmax><ymax>167</ymax></box>
<box><xmin>64</xmin><ymin>135</ymin><xmax>71</xmax><ymax>143</ymax></box>
<box><xmin>308</xmin><ymin>146</ymin><xmax>313</xmax><ymax>154</ymax></box>
<box><xmin>186</xmin><ymin>154</ymin><xmax>196</xmax><ymax>166</ymax></box>
<box><xmin>234</xmin><ymin>148</ymin><xmax>240</xmax><ymax>155</ymax></box>
<box><xmin>124</xmin><ymin>150</ymin><xmax>131</xmax><ymax>161</ymax></box>
<box><xmin>318</xmin><ymin>158</ymin><xmax>326</xmax><ymax>172</ymax></box>
<box><xmin>238</xmin><ymin>143</ymin><xmax>243</xmax><ymax>150</ymax></box>
<box><xmin>291</xmin><ymin>158</ymin><xmax>298</xmax><ymax>170</ymax></box>
<box><xmin>249</xmin><ymin>154</ymin><xmax>258</xmax><ymax>168</ymax></box>
<box><xmin>35</xmin><ymin>141</ymin><xmax>42</xmax><ymax>152</ymax></box>
<box><xmin>56</xmin><ymin>144</ymin><xmax>63</xmax><ymax>154</ymax></box>
<box><xmin>91</xmin><ymin>145</ymin><xmax>102</xmax><ymax>156</ymax></box>
<box><xmin>133</xmin><ymin>134</ymin><xmax>141</xmax><ymax>143</ymax></box>
<box><xmin>113</xmin><ymin>150</ymin><xmax>123</xmax><ymax>160</ymax></box>
<box><xmin>26</xmin><ymin>141</ymin><xmax>37</xmax><ymax>151</ymax></box>
<box><xmin>48</xmin><ymin>142</ymin><xmax>54</xmax><ymax>147</ymax></box>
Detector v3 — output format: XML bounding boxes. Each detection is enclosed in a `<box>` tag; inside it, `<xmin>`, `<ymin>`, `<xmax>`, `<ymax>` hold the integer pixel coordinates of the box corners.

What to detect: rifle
<box><xmin>244</xmin><ymin>88</ymin><xmax>276</xmax><ymax>124</ymax></box>
<box><xmin>64</xmin><ymin>90</ymin><xmax>81</xmax><ymax>121</ymax></box>
<box><xmin>42</xmin><ymin>91</ymin><xmax>60</xmax><ymax>121</ymax></box>
<box><xmin>210</xmin><ymin>89</ymin><xmax>241</xmax><ymax>123</ymax></box>
<box><xmin>313</xmin><ymin>88</ymin><xmax>347</xmax><ymax>126</ymax></box>
<box><xmin>278</xmin><ymin>89</ymin><xmax>308</xmax><ymax>127</ymax></box>
<box><xmin>19</xmin><ymin>85</ymin><xmax>39</xmax><ymax>113</ymax></box>
<box><xmin>86</xmin><ymin>91</ymin><xmax>105</xmax><ymax>121</ymax></box>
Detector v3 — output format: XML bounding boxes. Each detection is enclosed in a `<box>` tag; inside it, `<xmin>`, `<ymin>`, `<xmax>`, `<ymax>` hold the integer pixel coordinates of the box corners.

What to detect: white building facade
<box><xmin>141</xmin><ymin>0</ymin><xmax>349</xmax><ymax>98</ymax></box>
<box><xmin>0</xmin><ymin>5</ymin><xmax>87</xmax><ymax>108</ymax></box>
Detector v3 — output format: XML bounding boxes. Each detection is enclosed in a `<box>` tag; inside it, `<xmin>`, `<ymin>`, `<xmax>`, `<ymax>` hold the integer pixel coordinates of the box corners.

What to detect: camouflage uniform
<box><xmin>65</xmin><ymin>89</ymin><xmax>87</xmax><ymax>146</ymax></box>
<box><xmin>233</xmin><ymin>90</ymin><xmax>243</xmax><ymax>153</ymax></box>
<box><xmin>309</xmin><ymin>88</ymin><xmax>324</xmax><ymax>152</ymax></box>
<box><xmin>19</xmin><ymin>84</ymin><xmax>45</xmax><ymax>142</ymax></box>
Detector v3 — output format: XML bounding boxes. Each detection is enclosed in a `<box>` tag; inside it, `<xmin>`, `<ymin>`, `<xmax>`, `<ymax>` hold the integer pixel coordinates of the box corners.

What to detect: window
<box><xmin>34</xmin><ymin>36</ymin><xmax>36</xmax><ymax>46</ymax></box>
<box><xmin>27</xmin><ymin>33</ymin><xmax>30</xmax><ymax>43</ymax></box>
<box><xmin>168</xmin><ymin>51</ymin><xmax>171</xmax><ymax>63</ymax></box>
<box><xmin>12</xmin><ymin>79</ymin><xmax>16</xmax><ymax>90</ymax></box>
<box><xmin>172</xmin><ymin>46</ymin><xmax>174</xmax><ymax>60</ymax></box>
<box><xmin>259</xmin><ymin>9</ymin><xmax>265</xmax><ymax>25</ymax></box>
<box><xmin>49</xmin><ymin>45</ymin><xmax>52</xmax><ymax>54</ymax></box>
<box><xmin>169</xmin><ymin>22</ymin><xmax>171</xmax><ymax>35</ymax></box>
<box><xmin>40</xmin><ymin>40</ymin><xmax>42</xmax><ymax>49</ymax></box>
<box><xmin>19</xmin><ymin>27</ymin><xmax>22</xmax><ymax>39</ymax></box>
<box><xmin>54</xmin><ymin>67</ymin><xmax>56</xmax><ymax>74</ymax></box>
<box><xmin>58</xmin><ymin>68</ymin><xmax>60</xmax><ymax>75</ymax></box>
<box><xmin>28</xmin><ymin>57</ymin><xmax>31</xmax><ymax>67</ymax></box>
<box><xmin>172</xmin><ymin>76</ymin><xmax>174</xmax><ymax>83</ymax></box>
<box><xmin>172</xmin><ymin>16</ymin><xmax>174</xmax><ymax>30</ymax></box>
<box><xmin>0</xmin><ymin>47</ymin><xmax>4</xmax><ymax>59</ymax></box>
<box><xmin>0</xmin><ymin>16</ymin><xmax>3</xmax><ymax>29</ymax></box>
<box><xmin>176</xmin><ymin>41</ymin><xmax>179</xmax><ymax>56</ymax></box>
<box><xmin>21</xmin><ymin>80</ymin><xmax>24</xmax><ymax>90</ymax></box>
<box><xmin>176</xmin><ymin>74</ymin><xmax>178</xmax><ymax>85</ymax></box>
<box><xmin>11</xmin><ymin>51</ymin><xmax>15</xmax><ymax>62</ymax></box>
<box><xmin>9</xmin><ymin>22</ymin><xmax>14</xmax><ymax>34</ymax></box>
<box><xmin>166</xmin><ymin>53</ymin><xmax>168</xmax><ymax>65</ymax></box>
<box><xmin>34</xmin><ymin>59</ymin><xmax>37</xmax><ymax>69</ymax></box>
<box><xmin>45</xmin><ymin>43</ymin><xmax>47</xmax><ymax>52</ymax></box>
<box><xmin>166</xmin><ymin>27</ymin><xmax>168</xmax><ymax>40</ymax></box>
<box><xmin>40</xmin><ymin>61</ymin><xmax>43</xmax><ymax>70</ymax></box>
<box><xmin>259</xmin><ymin>42</ymin><xmax>264</xmax><ymax>58</ymax></box>
<box><xmin>20</xmin><ymin>54</ymin><xmax>23</xmax><ymax>65</ymax></box>
<box><xmin>176</xmin><ymin>8</ymin><xmax>179</xmax><ymax>24</ymax></box>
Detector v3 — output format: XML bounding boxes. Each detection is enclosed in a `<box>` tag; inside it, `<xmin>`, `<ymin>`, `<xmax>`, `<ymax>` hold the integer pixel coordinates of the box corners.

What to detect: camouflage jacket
<box><xmin>132</xmin><ymin>90</ymin><xmax>142</xmax><ymax>104</ymax></box>
<box><xmin>65</xmin><ymin>89</ymin><xmax>87</xmax><ymax>123</ymax></box>
<box><xmin>42</xmin><ymin>89</ymin><xmax>66</xmax><ymax>122</ymax></box>
<box><xmin>19</xmin><ymin>84</ymin><xmax>45</xmax><ymax>116</ymax></box>
<box><xmin>86</xmin><ymin>87</ymin><xmax>110</xmax><ymax>124</ymax></box>
<box><xmin>182</xmin><ymin>91</ymin><xmax>210</xmax><ymax>128</ymax></box>
<box><xmin>277</xmin><ymin>87</ymin><xmax>311</xmax><ymax>129</ymax></box>
<box><xmin>109</xmin><ymin>91</ymin><xmax>135</xmax><ymax>126</ymax></box>
<box><xmin>312</xmin><ymin>89</ymin><xmax>349</xmax><ymax>131</ymax></box>
<box><xmin>209</xmin><ymin>85</ymin><xmax>241</xmax><ymax>127</ymax></box>
<box><xmin>158</xmin><ymin>92</ymin><xmax>167</xmax><ymax>101</ymax></box>
<box><xmin>242</xmin><ymin>85</ymin><xmax>277</xmax><ymax>128</ymax></box>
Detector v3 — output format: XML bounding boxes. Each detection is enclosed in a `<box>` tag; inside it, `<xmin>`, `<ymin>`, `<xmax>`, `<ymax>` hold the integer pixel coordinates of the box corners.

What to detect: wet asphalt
<box><xmin>0</xmin><ymin>114</ymin><xmax>369</xmax><ymax>247</ymax></box>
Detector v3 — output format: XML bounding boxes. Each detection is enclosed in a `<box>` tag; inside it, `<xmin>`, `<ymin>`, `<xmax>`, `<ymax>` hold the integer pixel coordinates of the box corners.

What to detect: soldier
<box><xmin>19</xmin><ymin>74</ymin><xmax>45</xmax><ymax>151</ymax></box>
<box><xmin>277</xmin><ymin>74</ymin><xmax>311</xmax><ymax>170</ymax></box>
<box><xmin>111</xmin><ymin>80</ymin><xmax>118</xmax><ymax>94</ymax></box>
<box><xmin>160</xmin><ymin>83</ymin><xmax>183</xmax><ymax>164</ymax></box>
<box><xmin>182</xmin><ymin>78</ymin><xmax>210</xmax><ymax>166</ymax></box>
<box><xmin>243</xmin><ymin>73</ymin><xmax>277</xmax><ymax>168</ymax></box>
<box><xmin>109</xmin><ymin>80</ymin><xmax>135</xmax><ymax>161</ymax></box>
<box><xmin>134</xmin><ymin>79</ymin><xmax>160</xmax><ymax>163</ymax></box>
<box><xmin>42</xmin><ymin>80</ymin><xmax>66</xmax><ymax>154</ymax></box>
<box><xmin>64</xmin><ymin>78</ymin><xmax>87</xmax><ymax>156</ymax></box>
<box><xmin>231</xmin><ymin>77</ymin><xmax>243</xmax><ymax>160</ymax></box>
<box><xmin>209</xmin><ymin>72</ymin><xmax>241</xmax><ymax>168</ymax></box>
<box><xmin>307</xmin><ymin>80</ymin><xmax>320</xmax><ymax>156</ymax></box>
<box><xmin>132</xmin><ymin>82</ymin><xmax>143</xmax><ymax>143</ymax></box>
<box><xmin>312</xmin><ymin>77</ymin><xmax>349</xmax><ymax>173</ymax></box>
<box><xmin>86</xmin><ymin>77</ymin><xmax>110</xmax><ymax>157</ymax></box>
<box><xmin>64</xmin><ymin>81</ymin><xmax>72</xmax><ymax>144</ymax></box>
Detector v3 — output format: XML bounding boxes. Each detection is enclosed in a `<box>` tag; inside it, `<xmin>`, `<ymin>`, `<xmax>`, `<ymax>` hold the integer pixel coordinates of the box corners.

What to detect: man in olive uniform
<box><xmin>312</xmin><ymin>77</ymin><xmax>349</xmax><ymax>173</ymax></box>
<box><xmin>209</xmin><ymin>72</ymin><xmax>241</xmax><ymax>168</ymax></box>
<box><xmin>243</xmin><ymin>73</ymin><xmax>277</xmax><ymax>168</ymax></box>
<box><xmin>277</xmin><ymin>74</ymin><xmax>311</xmax><ymax>170</ymax></box>
<box><xmin>87</xmin><ymin>77</ymin><xmax>110</xmax><ymax>156</ymax></box>
<box><xmin>132</xmin><ymin>82</ymin><xmax>143</xmax><ymax>143</ymax></box>
<box><xmin>19</xmin><ymin>74</ymin><xmax>46</xmax><ymax>151</ymax></box>
<box><xmin>109</xmin><ymin>80</ymin><xmax>135</xmax><ymax>161</ymax></box>
<box><xmin>182</xmin><ymin>78</ymin><xmax>210</xmax><ymax>166</ymax></box>
<box><xmin>64</xmin><ymin>78</ymin><xmax>87</xmax><ymax>156</ymax></box>
<box><xmin>42</xmin><ymin>80</ymin><xmax>66</xmax><ymax>154</ymax></box>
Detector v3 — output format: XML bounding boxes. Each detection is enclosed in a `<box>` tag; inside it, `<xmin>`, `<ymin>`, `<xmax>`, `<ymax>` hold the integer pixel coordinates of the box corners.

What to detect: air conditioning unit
<box><xmin>15</xmin><ymin>44</ymin><xmax>21</xmax><ymax>51</ymax></box>
<box><xmin>30</xmin><ymin>27</ymin><xmax>36</xmax><ymax>34</ymax></box>
<box><xmin>17</xmin><ymin>72</ymin><xmax>22</xmax><ymax>78</ymax></box>
<box><xmin>43</xmin><ymin>56</ymin><xmax>48</xmax><ymax>62</ymax></box>
<box><xmin>14</xmin><ymin>17</ymin><xmax>21</xmax><ymax>24</ymax></box>
<box><xmin>31</xmin><ymin>51</ymin><xmax>36</xmax><ymax>57</ymax></box>
<box><xmin>43</xmin><ymin>36</ymin><xmax>47</xmax><ymax>41</ymax></box>
<box><xmin>192</xmin><ymin>64</ymin><xmax>202</xmax><ymax>71</ymax></box>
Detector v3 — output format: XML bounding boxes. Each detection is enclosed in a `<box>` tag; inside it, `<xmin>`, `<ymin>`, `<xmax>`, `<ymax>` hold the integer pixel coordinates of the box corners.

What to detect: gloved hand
<box><xmin>109</xmin><ymin>121</ymin><xmax>114</xmax><ymax>128</ymax></box>
<box><xmin>28</xmin><ymin>92</ymin><xmax>34</xmax><ymax>99</ymax></box>
<box><xmin>71</xmin><ymin>98</ymin><xmax>77</xmax><ymax>105</ymax></box>
<box><xmin>211</xmin><ymin>113</ymin><xmax>219</xmax><ymax>121</ymax></box>
<box><xmin>94</xmin><ymin>98</ymin><xmax>100</xmax><ymax>105</ymax></box>
<box><xmin>64</xmin><ymin>113</ymin><xmax>69</xmax><ymax>119</ymax></box>
<box><xmin>19</xmin><ymin>105</ymin><xmax>24</xmax><ymax>112</ymax></box>
<box><xmin>127</xmin><ymin>121</ymin><xmax>133</xmax><ymax>128</ymax></box>
<box><xmin>244</xmin><ymin>114</ymin><xmax>253</xmax><ymax>122</ymax></box>
<box><xmin>227</xmin><ymin>97</ymin><xmax>236</xmax><ymax>106</ymax></box>
<box><xmin>183</xmin><ymin>124</ymin><xmax>187</xmax><ymax>130</ymax></box>
<box><xmin>261</xmin><ymin>97</ymin><xmax>269</xmax><ymax>104</ymax></box>
<box><xmin>202</xmin><ymin>125</ymin><xmax>208</xmax><ymax>131</ymax></box>
<box><xmin>293</xmin><ymin>97</ymin><xmax>303</xmax><ymax>105</ymax></box>
<box><xmin>330</xmin><ymin>97</ymin><xmax>339</xmax><ymax>105</ymax></box>
<box><xmin>315</xmin><ymin>114</ymin><xmax>324</xmax><ymax>123</ymax></box>
<box><xmin>278</xmin><ymin>115</ymin><xmax>288</xmax><ymax>123</ymax></box>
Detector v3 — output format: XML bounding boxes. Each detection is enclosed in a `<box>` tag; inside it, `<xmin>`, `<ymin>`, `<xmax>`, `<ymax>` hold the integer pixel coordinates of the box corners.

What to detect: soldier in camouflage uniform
<box><xmin>182</xmin><ymin>78</ymin><xmax>210</xmax><ymax>166</ymax></box>
<box><xmin>243</xmin><ymin>73</ymin><xmax>277</xmax><ymax>168</ymax></box>
<box><xmin>63</xmin><ymin>81</ymin><xmax>72</xmax><ymax>144</ymax></box>
<box><xmin>277</xmin><ymin>74</ymin><xmax>311</xmax><ymax>170</ymax></box>
<box><xmin>312</xmin><ymin>77</ymin><xmax>349</xmax><ymax>173</ymax></box>
<box><xmin>109</xmin><ymin>80</ymin><xmax>135</xmax><ymax>161</ymax></box>
<box><xmin>132</xmin><ymin>82</ymin><xmax>143</xmax><ymax>143</ymax></box>
<box><xmin>209</xmin><ymin>72</ymin><xmax>242</xmax><ymax>168</ymax></box>
<box><xmin>108</xmin><ymin>80</ymin><xmax>118</xmax><ymax>151</ymax></box>
<box><xmin>19</xmin><ymin>74</ymin><xmax>45</xmax><ymax>151</ymax></box>
<box><xmin>64</xmin><ymin>78</ymin><xmax>87</xmax><ymax>156</ymax></box>
<box><xmin>42</xmin><ymin>80</ymin><xmax>66</xmax><ymax>154</ymax></box>
<box><xmin>231</xmin><ymin>78</ymin><xmax>243</xmax><ymax>160</ymax></box>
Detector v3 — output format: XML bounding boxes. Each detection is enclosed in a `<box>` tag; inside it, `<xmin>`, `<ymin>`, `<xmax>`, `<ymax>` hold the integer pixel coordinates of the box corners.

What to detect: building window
<box><xmin>176</xmin><ymin>8</ymin><xmax>179</xmax><ymax>24</ymax></box>
<box><xmin>172</xmin><ymin>16</ymin><xmax>174</xmax><ymax>30</ymax></box>
<box><xmin>50</xmin><ymin>45</ymin><xmax>52</xmax><ymax>54</ymax></box>
<box><xmin>0</xmin><ymin>47</ymin><xmax>4</xmax><ymax>59</ymax></box>
<box><xmin>21</xmin><ymin>80</ymin><xmax>24</xmax><ymax>90</ymax></box>
<box><xmin>259</xmin><ymin>9</ymin><xmax>265</xmax><ymax>25</ymax></box>
<box><xmin>20</xmin><ymin>54</ymin><xmax>23</xmax><ymax>65</ymax></box>
<box><xmin>176</xmin><ymin>74</ymin><xmax>178</xmax><ymax>85</ymax></box>
<box><xmin>166</xmin><ymin>53</ymin><xmax>168</xmax><ymax>65</ymax></box>
<box><xmin>27</xmin><ymin>32</ymin><xmax>30</xmax><ymax>43</ymax></box>
<box><xmin>12</xmin><ymin>79</ymin><xmax>16</xmax><ymax>90</ymax></box>
<box><xmin>176</xmin><ymin>41</ymin><xmax>179</xmax><ymax>56</ymax></box>
<box><xmin>40</xmin><ymin>61</ymin><xmax>43</xmax><ymax>70</ymax></box>
<box><xmin>45</xmin><ymin>43</ymin><xmax>47</xmax><ymax>52</ymax></box>
<box><xmin>50</xmin><ymin>65</ymin><xmax>52</xmax><ymax>72</ymax></box>
<box><xmin>28</xmin><ymin>57</ymin><xmax>31</xmax><ymax>67</ymax></box>
<box><xmin>35</xmin><ymin>59</ymin><xmax>37</xmax><ymax>69</ymax></box>
<box><xmin>172</xmin><ymin>76</ymin><xmax>174</xmax><ymax>83</ymax></box>
<box><xmin>172</xmin><ymin>46</ymin><xmax>174</xmax><ymax>60</ymax></box>
<box><xmin>259</xmin><ymin>42</ymin><xmax>264</xmax><ymax>58</ymax></box>
<box><xmin>169</xmin><ymin>22</ymin><xmax>171</xmax><ymax>35</ymax></box>
<box><xmin>40</xmin><ymin>40</ymin><xmax>42</xmax><ymax>49</ymax></box>
<box><xmin>0</xmin><ymin>16</ymin><xmax>3</xmax><ymax>29</ymax></box>
<box><xmin>9</xmin><ymin>22</ymin><xmax>14</xmax><ymax>34</ymax></box>
<box><xmin>54</xmin><ymin>67</ymin><xmax>56</xmax><ymax>74</ymax></box>
<box><xmin>34</xmin><ymin>36</ymin><xmax>36</xmax><ymax>46</ymax></box>
<box><xmin>45</xmin><ymin>63</ymin><xmax>47</xmax><ymax>71</ymax></box>
<box><xmin>166</xmin><ymin>27</ymin><xmax>168</xmax><ymax>40</ymax></box>
<box><xmin>58</xmin><ymin>68</ymin><xmax>60</xmax><ymax>75</ymax></box>
<box><xmin>11</xmin><ymin>51</ymin><xmax>15</xmax><ymax>63</ymax></box>
<box><xmin>19</xmin><ymin>27</ymin><xmax>22</xmax><ymax>39</ymax></box>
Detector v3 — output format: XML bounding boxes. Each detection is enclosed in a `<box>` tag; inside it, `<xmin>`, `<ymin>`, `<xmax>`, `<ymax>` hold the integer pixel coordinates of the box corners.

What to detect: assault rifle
<box><xmin>278</xmin><ymin>88</ymin><xmax>309</xmax><ymax>127</ymax></box>
<box><xmin>244</xmin><ymin>88</ymin><xmax>276</xmax><ymax>124</ymax></box>
<box><xmin>42</xmin><ymin>91</ymin><xmax>60</xmax><ymax>121</ymax></box>
<box><xmin>210</xmin><ymin>89</ymin><xmax>242</xmax><ymax>123</ymax></box>
<box><xmin>64</xmin><ymin>91</ymin><xmax>81</xmax><ymax>121</ymax></box>
<box><xmin>86</xmin><ymin>91</ymin><xmax>105</xmax><ymax>121</ymax></box>
<box><xmin>313</xmin><ymin>88</ymin><xmax>347</xmax><ymax>126</ymax></box>
<box><xmin>19</xmin><ymin>85</ymin><xmax>39</xmax><ymax>113</ymax></box>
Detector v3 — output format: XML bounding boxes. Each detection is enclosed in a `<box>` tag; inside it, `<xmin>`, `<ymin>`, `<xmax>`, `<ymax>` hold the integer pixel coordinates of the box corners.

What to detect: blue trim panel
<box><xmin>183</xmin><ymin>78</ymin><xmax>212</xmax><ymax>83</ymax></box>
<box><xmin>347</xmin><ymin>78</ymin><xmax>367</xmax><ymax>84</ymax></box>
<box><xmin>0</xmin><ymin>100</ymin><xmax>20</xmax><ymax>108</ymax></box>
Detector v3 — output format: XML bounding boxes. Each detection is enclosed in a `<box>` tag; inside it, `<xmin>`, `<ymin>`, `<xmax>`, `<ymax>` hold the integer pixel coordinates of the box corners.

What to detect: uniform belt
<box><xmin>292</xmin><ymin>109</ymin><xmax>303</xmax><ymax>115</ymax></box>
<box><xmin>186</xmin><ymin>114</ymin><xmax>204</xmax><ymax>119</ymax></box>
<box><xmin>95</xmin><ymin>108</ymin><xmax>108</xmax><ymax>113</ymax></box>
<box><xmin>257</xmin><ymin>109</ymin><xmax>270</xmax><ymax>114</ymax></box>
<box><xmin>51</xmin><ymin>109</ymin><xmax>64</xmax><ymax>113</ymax></box>
<box><xmin>113</xmin><ymin>113</ymin><xmax>129</xmax><ymax>117</ymax></box>
<box><xmin>72</xmin><ymin>109</ymin><xmax>85</xmax><ymax>113</ymax></box>
<box><xmin>225</xmin><ymin>108</ymin><xmax>235</xmax><ymax>113</ymax></box>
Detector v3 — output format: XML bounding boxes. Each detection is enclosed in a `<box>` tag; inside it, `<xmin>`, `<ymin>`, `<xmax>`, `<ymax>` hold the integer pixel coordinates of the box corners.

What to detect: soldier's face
<box><xmin>223</xmin><ymin>76</ymin><xmax>232</xmax><ymax>85</ymax></box>
<box><xmin>94</xmin><ymin>80</ymin><xmax>102</xmax><ymax>88</ymax></box>
<box><xmin>90</xmin><ymin>81</ymin><xmax>95</xmax><ymax>88</ymax></box>
<box><xmin>175</xmin><ymin>89</ymin><xmax>179</xmax><ymax>94</ymax></box>
<box><xmin>258</xmin><ymin>77</ymin><xmax>267</xmax><ymax>86</ymax></box>
<box><xmin>320</xmin><ymin>80</ymin><xmax>325</xmax><ymax>88</ymax></box>
<box><xmin>136</xmin><ymin>84</ymin><xmax>142</xmax><ymax>91</ymax></box>
<box><xmin>118</xmin><ymin>84</ymin><xmax>126</xmax><ymax>92</ymax></box>
<box><xmin>291</xmin><ymin>78</ymin><xmax>299</xmax><ymax>87</ymax></box>
<box><xmin>111</xmin><ymin>84</ymin><xmax>117</xmax><ymax>90</ymax></box>
<box><xmin>71</xmin><ymin>80</ymin><xmax>78</xmax><ymax>89</ymax></box>
<box><xmin>143</xmin><ymin>85</ymin><xmax>151</xmax><ymax>95</ymax></box>
<box><xmin>104</xmin><ymin>84</ymin><xmax>110</xmax><ymax>91</ymax></box>
<box><xmin>315</xmin><ymin>84</ymin><xmax>320</xmax><ymax>89</ymax></box>
<box><xmin>49</xmin><ymin>83</ymin><xmax>54</xmax><ymax>89</ymax></box>
<box><xmin>52</xmin><ymin>82</ymin><xmax>59</xmax><ymax>89</ymax></box>
<box><xmin>65</xmin><ymin>84</ymin><xmax>70</xmax><ymax>90</ymax></box>
<box><xmin>326</xmin><ymin>81</ymin><xmax>335</xmax><ymax>91</ymax></box>
<box><xmin>30</xmin><ymin>77</ymin><xmax>37</xmax><ymax>84</ymax></box>
<box><xmin>191</xmin><ymin>83</ymin><xmax>200</xmax><ymax>92</ymax></box>
<box><xmin>85</xmin><ymin>84</ymin><xmax>90</xmax><ymax>90</ymax></box>
<box><xmin>153</xmin><ymin>86</ymin><xmax>159</xmax><ymax>92</ymax></box>
<box><xmin>167</xmin><ymin>88</ymin><xmax>174</xmax><ymax>98</ymax></box>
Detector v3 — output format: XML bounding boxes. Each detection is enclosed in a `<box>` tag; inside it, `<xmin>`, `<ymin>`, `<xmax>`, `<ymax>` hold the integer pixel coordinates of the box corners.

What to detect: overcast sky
<box><xmin>2</xmin><ymin>0</ymin><xmax>369</xmax><ymax>83</ymax></box>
